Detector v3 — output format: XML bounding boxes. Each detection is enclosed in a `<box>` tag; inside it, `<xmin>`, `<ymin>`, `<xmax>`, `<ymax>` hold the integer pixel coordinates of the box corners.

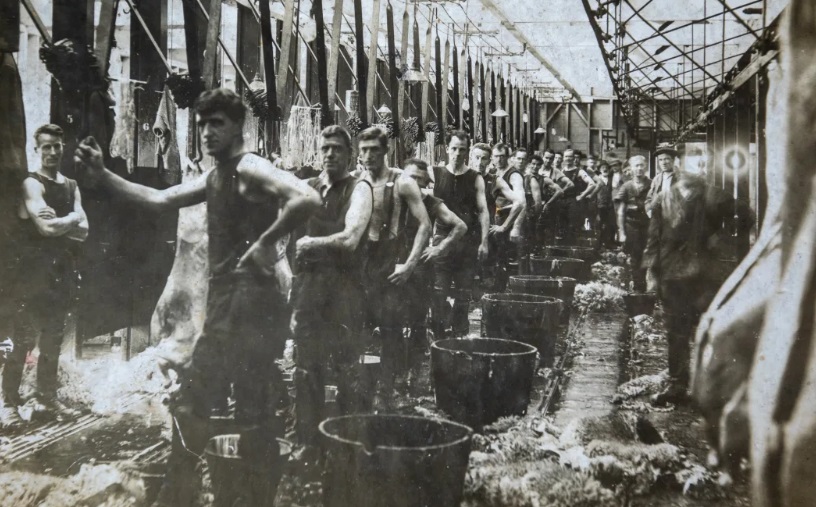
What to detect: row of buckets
<box><xmin>205</xmin><ymin>242</ymin><xmax>599</xmax><ymax>507</ymax></box>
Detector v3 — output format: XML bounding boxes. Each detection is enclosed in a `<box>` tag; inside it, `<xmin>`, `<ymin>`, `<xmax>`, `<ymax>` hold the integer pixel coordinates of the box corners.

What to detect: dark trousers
<box><xmin>292</xmin><ymin>269</ymin><xmax>367</xmax><ymax>446</ymax></box>
<box><xmin>181</xmin><ymin>273</ymin><xmax>289</xmax><ymax>429</ymax></box>
<box><xmin>561</xmin><ymin>198</ymin><xmax>587</xmax><ymax>243</ymax></box>
<box><xmin>597</xmin><ymin>206</ymin><xmax>616</xmax><ymax>248</ymax></box>
<box><xmin>624</xmin><ymin>220</ymin><xmax>649</xmax><ymax>292</ymax></box>
<box><xmin>3</xmin><ymin>258</ymin><xmax>71</xmax><ymax>404</ymax></box>
<box><xmin>660</xmin><ymin>276</ymin><xmax>717</xmax><ymax>388</ymax></box>
<box><xmin>433</xmin><ymin>236</ymin><xmax>476</xmax><ymax>337</ymax></box>
<box><xmin>363</xmin><ymin>241</ymin><xmax>405</xmax><ymax>388</ymax></box>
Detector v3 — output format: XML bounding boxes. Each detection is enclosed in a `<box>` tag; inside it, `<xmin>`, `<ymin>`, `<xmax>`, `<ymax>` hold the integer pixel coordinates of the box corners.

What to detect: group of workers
<box><xmin>0</xmin><ymin>86</ymin><xmax>750</xmax><ymax>506</ymax></box>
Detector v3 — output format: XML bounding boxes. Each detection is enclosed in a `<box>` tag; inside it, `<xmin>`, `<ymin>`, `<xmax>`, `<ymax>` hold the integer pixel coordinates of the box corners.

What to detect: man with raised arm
<box><xmin>357</xmin><ymin>127</ymin><xmax>430</xmax><ymax>409</ymax></box>
<box><xmin>1</xmin><ymin>124</ymin><xmax>88</xmax><ymax>428</ymax></box>
<box><xmin>290</xmin><ymin>125</ymin><xmax>373</xmax><ymax>463</ymax></box>
<box><xmin>74</xmin><ymin>88</ymin><xmax>321</xmax><ymax>507</ymax></box>
<box><xmin>432</xmin><ymin>131</ymin><xmax>489</xmax><ymax>339</ymax></box>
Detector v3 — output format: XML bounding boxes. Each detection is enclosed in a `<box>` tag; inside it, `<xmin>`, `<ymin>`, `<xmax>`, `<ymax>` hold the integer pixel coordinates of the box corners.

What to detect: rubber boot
<box><xmin>151</xmin><ymin>408</ymin><xmax>210</xmax><ymax>507</ymax></box>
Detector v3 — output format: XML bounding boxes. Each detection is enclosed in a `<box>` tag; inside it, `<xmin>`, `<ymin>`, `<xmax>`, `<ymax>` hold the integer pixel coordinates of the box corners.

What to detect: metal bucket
<box><xmin>544</xmin><ymin>245</ymin><xmax>598</xmax><ymax>262</ymax></box>
<box><xmin>623</xmin><ymin>292</ymin><xmax>657</xmax><ymax>317</ymax></box>
<box><xmin>507</xmin><ymin>275</ymin><xmax>577</xmax><ymax>325</ymax></box>
<box><xmin>530</xmin><ymin>255</ymin><xmax>589</xmax><ymax>282</ymax></box>
<box><xmin>319</xmin><ymin>414</ymin><xmax>472</xmax><ymax>507</ymax></box>
<box><xmin>204</xmin><ymin>433</ymin><xmax>292</xmax><ymax>507</ymax></box>
<box><xmin>431</xmin><ymin>338</ymin><xmax>538</xmax><ymax>427</ymax></box>
<box><xmin>480</xmin><ymin>293</ymin><xmax>561</xmax><ymax>365</ymax></box>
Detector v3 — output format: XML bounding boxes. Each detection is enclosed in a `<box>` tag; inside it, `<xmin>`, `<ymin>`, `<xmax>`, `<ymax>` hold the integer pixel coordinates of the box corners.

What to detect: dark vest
<box><xmin>304</xmin><ymin>174</ymin><xmax>370</xmax><ymax>271</ymax></box>
<box><xmin>207</xmin><ymin>154</ymin><xmax>280</xmax><ymax>277</ymax></box>
<box><xmin>563</xmin><ymin>167</ymin><xmax>588</xmax><ymax>198</ymax></box>
<box><xmin>20</xmin><ymin>172</ymin><xmax>77</xmax><ymax>255</ymax></box>
<box><xmin>433</xmin><ymin>166</ymin><xmax>479</xmax><ymax>236</ymax></box>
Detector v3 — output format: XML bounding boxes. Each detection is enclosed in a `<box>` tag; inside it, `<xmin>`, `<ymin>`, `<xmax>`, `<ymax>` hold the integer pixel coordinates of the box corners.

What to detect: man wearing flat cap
<box><xmin>645</xmin><ymin>144</ymin><xmax>679</xmax><ymax>213</ymax></box>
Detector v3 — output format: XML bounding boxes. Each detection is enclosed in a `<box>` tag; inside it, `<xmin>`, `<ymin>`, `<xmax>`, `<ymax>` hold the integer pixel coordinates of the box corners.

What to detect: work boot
<box><xmin>33</xmin><ymin>396</ymin><xmax>81</xmax><ymax>421</ymax></box>
<box><xmin>0</xmin><ymin>405</ymin><xmax>24</xmax><ymax>430</ymax></box>
<box><xmin>651</xmin><ymin>383</ymin><xmax>689</xmax><ymax>407</ymax></box>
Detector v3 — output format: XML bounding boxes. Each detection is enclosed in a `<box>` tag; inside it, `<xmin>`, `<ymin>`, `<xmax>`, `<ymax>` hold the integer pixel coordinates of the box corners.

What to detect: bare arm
<box><xmin>616</xmin><ymin>201</ymin><xmax>627</xmax><ymax>242</ymax></box>
<box><xmin>577</xmin><ymin>170</ymin><xmax>596</xmax><ymax>200</ymax></box>
<box><xmin>74</xmin><ymin>137</ymin><xmax>207</xmax><ymax>212</ymax></box>
<box><xmin>236</xmin><ymin>154</ymin><xmax>322</xmax><ymax>272</ymax></box>
<box><xmin>22</xmin><ymin>179</ymin><xmax>81</xmax><ymax>237</ymax></box>
<box><xmin>474</xmin><ymin>174</ymin><xmax>490</xmax><ymax>257</ymax></box>
<box><xmin>645</xmin><ymin>175</ymin><xmax>660</xmax><ymax>212</ymax></box>
<box><xmin>557</xmin><ymin>175</ymin><xmax>574</xmax><ymax>193</ymax></box>
<box><xmin>422</xmin><ymin>202</ymin><xmax>467</xmax><ymax>262</ymax></box>
<box><xmin>530</xmin><ymin>177</ymin><xmax>542</xmax><ymax>208</ymax></box>
<box><xmin>490</xmin><ymin>177</ymin><xmax>525</xmax><ymax>232</ymax></box>
<box><xmin>543</xmin><ymin>179</ymin><xmax>563</xmax><ymax>207</ymax></box>
<box><xmin>393</xmin><ymin>178</ymin><xmax>431</xmax><ymax>277</ymax></box>
<box><xmin>65</xmin><ymin>186</ymin><xmax>89</xmax><ymax>242</ymax></box>
<box><xmin>507</xmin><ymin>172</ymin><xmax>527</xmax><ymax>237</ymax></box>
<box><xmin>297</xmin><ymin>182</ymin><xmax>373</xmax><ymax>259</ymax></box>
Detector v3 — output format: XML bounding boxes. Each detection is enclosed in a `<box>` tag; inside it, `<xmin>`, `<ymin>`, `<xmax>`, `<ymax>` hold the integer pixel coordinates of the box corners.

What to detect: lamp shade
<box><xmin>401</xmin><ymin>67</ymin><xmax>427</xmax><ymax>83</ymax></box>
<box><xmin>491</xmin><ymin>107</ymin><xmax>508</xmax><ymax>118</ymax></box>
<box><xmin>534</xmin><ymin>126</ymin><xmax>546</xmax><ymax>134</ymax></box>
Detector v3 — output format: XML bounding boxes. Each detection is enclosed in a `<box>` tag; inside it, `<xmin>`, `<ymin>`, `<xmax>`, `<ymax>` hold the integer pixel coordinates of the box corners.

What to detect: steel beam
<box><xmin>480</xmin><ymin>0</ymin><xmax>582</xmax><ymax>100</ymax></box>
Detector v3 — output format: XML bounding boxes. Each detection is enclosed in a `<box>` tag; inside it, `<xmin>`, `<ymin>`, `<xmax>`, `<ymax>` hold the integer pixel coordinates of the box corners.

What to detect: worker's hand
<box><xmin>541</xmin><ymin>203</ymin><xmax>549</xmax><ymax>214</ymax></box>
<box><xmin>37</xmin><ymin>207</ymin><xmax>57</xmax><ymax>220</ymax></box>
<box><xmin>74</xmin><ymin>137</ymin><xmax>105</xmax><ymax>175</ymax></box>
<box><xmin>387</xmin><ymin>263</ymin><xmax>413</xmax><ymax>286</ymax></box>
<box><xmin>509</xmin><ymin>227</ymin><xmax>522</xmax><ymax>244</ymax></box>
<box><xmin>489</xmin><ymin>224</ymin><xmax>507</xmax><ymax>236</ymax></box>
<box><xmin>576</xmin><ymin>195</ymin><xmax>583</xmax><ymax>202</ymax></box>
<box><xmin>618</xmin><ymin>231</ymin><xmax>627</xmax><ymax>244</ymax></box>
<box><xmin>295</xmin><ymin>236</ymin><xmax>318</xmax><ymax>262</ymax></box>
<box><xmin>478</xmin><ymin>242</ymin><xmax>489</xmax><ymax>263</ymax></box>
<box><xmin>421</xmin><ymin>244</ymin><xmax>444</xmax><ymax>263</ymax></box>
<box><xmin>237</xmin><ymin>242</ymin><xmax>280</xmax><ymax>276</ymax></box>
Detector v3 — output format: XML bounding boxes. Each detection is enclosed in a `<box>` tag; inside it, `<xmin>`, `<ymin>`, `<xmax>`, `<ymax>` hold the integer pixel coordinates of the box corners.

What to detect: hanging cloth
<box><xmin>434</xmin><ymin>29</ymin><xmax>443</xmax><ymax>140</ymax></box>
<box><xmin>413</xmin><ymin>15</ymin><xmax>424</xmax><ymax>142</ymax></box>
<box><xmin>311</xmin><ymin>0</ymin><xmax>332</xmax><ymax>127</ymax></box>
<box><xmin>0</xmin><ymin>52</ymin><xmax>27</xmax><ymax>191</ymax></box>
<box><xmin>386</xmin><ymin>2</ymin><xmax>400</xmax><ymax>141</ymax></box>
<box><xmin>259</xmin><ymin>0</ymin><xmax>280</xmax><ymax>121</ymax></box>
<box><xmin>353</xmin><ymin>0</ymin><xmax>367</xmax><ymax>125</ymax></box>
<box><xmin>153</xmin><ymin>86</ymin><xmax>181</xmax><ymax>186</ymax></box>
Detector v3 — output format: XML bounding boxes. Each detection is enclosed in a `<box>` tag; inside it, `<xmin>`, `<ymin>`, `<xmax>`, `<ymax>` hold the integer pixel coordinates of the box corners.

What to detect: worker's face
<box><xmin>586</xmin><ymin>157</ymin><xmax>596</xmax><ymax>169</ymax></box>
<box><xmin>471</xmin><ymin>148</ymin><xmax>491</xmax><ymax>172</ymax></box>
<box><xmin>542</xmin><ymin>151</ymin><xmax>554</xmax><ymax>166</ymax></box>
<box><xmin>197</xmin><ymin>111</ymin><xmax>243</xmax><ymax>158</ymax></box>
<box><xmin>36</xmin><ymin>133</ymin><xmax>64</xmax><ymax>170</ymax></box>
<box><xmin>491</xmin><ymin>148</ymin><xmax>508</xmax><ymax>169</ymax></box>
<box><xmin>563</xmin><ymin>151</ymin><xmax>574</xmax><ymax>167</ymax></box>
<box><xmin>320</xmin><ymin>135</ymin><xmax>352</xmax><ymax>178</ymax></box>
<box><xmin>631</xmin><ymin>159</ymin><xmax>647</xmax><ymax>178</ymax></box>
<box><xmin>529</xmin><ymin>159</ymin><xmax>542</xmax><ymax>173</ymax></box>
<box><xmin>657</xmin><ymin>153</ymin><xmax>675</xmax><ymax>172</ymax></box>
<box><xmin>553</xmin><ymin>153</ymin><xmax>562</xmax><ymax>167</ymax></box>
<box><xmin>358</xmin><ymin>139</ymin><xmax>387</xmax><ymax>171</ymax></box>
<box><xmin>511</xmin><ymin>151</ymin><xmax>527</xmax><ymax>170</ymax></box>
<box><xmin>403</xmin><ymin>164</ymin><xmax>430</xmax><ymax>189</ymax></box>
<box><xmin>447</xmin><ymin>136</ymin><xmax>469</xmax><ymax>168</ymax></box>
<box><xmin>599</xmin><ymin>165</ymin><xmax>610</xmax><ymax>177</ymax></box>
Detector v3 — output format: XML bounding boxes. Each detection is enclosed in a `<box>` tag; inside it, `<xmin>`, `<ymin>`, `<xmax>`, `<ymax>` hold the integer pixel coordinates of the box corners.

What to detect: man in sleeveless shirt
<box><xmin>1</xmin><ymin>124</ymin><xmax>88</xmax><ymax>428</ymax></box>
<box><xmin>528</xmin><ymin>154</ymin><xmax>566</xmax><ymax>247</ymax></box>
<box><xmin>357</xmin><ymin>127</ymin><xmax>430</xmax><ymax>409</ymax></box>
<box><xmin>560</xmin><ymin>148</ymin><xmax>598</xmax><ymax>242</ymax></box>
<box><xmin>490</xmin><ymin>143</ymin><xmax>526</xmax><ymax>291</ymax></box>
<box><xmin>290</xmin><ymin>125</ymin><xmax>373</xmax><ymax>462</ymax></box>
<box><xmin>75</xmin><ymin>89</ymin><xmax>321</xmax><ymax>506</ymax></box>
<box><xmin>401</xmin><ymin>159</ymin><xmax>467</xmax><ymax>389</ymax></box>
<box><xmin>432</xmin><ymin>131</ymin><xmax>490</xmax><ymax>339</ymax></box>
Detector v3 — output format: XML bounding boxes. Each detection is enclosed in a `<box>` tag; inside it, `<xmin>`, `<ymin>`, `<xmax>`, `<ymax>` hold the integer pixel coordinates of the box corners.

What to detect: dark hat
<box><xmin>654</xmin><ymin>144</ymin><xmax>678</xmax><ymax>158</ymax></box>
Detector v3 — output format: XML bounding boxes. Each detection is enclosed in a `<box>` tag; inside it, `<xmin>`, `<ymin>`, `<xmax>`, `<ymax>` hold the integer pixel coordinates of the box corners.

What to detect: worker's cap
<box><xmin>654</xmin><ymin>144</ymin><xmax>679</xmax><ymax>158</ymax></box>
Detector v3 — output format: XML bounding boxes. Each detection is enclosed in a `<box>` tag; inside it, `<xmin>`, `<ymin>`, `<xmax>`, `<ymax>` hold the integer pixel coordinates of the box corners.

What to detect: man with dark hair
<box><xmin>401</xmin><ymin>159</ymin><xmax>466</xmax><ymax>386</ymax></box>
<box><xmin>528</xmin><ymin>154</ymin><xmax>565</xmax><ymax>246</ymax></box>
<box><xmin>553</xmin><ymin>151</ymin><xmax>563</xmax><ymax>170</ymax></box>
<box><xmin>74</xmin><ymin>87</ymin><xmax>321</xmax><ymax>506</ymax></box>
<box><xmin>432</xmin><ymin>130</ymin><xmax>489</xmax><ymax>338</ymax></box>
<box><xmin>357</xmin><ymin>126</ymin><xmax>430</xmax><ymax>408</ymax></box>
<box><xmin>594</xmin><ymin>160</ymin><xmax>617</xmax><ymax>249</ymax></box>
<box><xmin>471</xmin><ymin>142</ymin><xmax>494</xmax><ymax>218</ymax></box>
<box><xmin>560</xmin><ymin>148</ymin><xmax>598</xmax><ymax>242</ymax></box>
<box><xmin>489</xmin><ymin>142</ymin><xmax>526</xmax><ymax>290</ymax></box>
<box><xmin>290</xmin><ymin>124</ymin><xmax>373</xmax><ymax>461</ymax></box>
<box><xmin>1</xmin><ymin>124</ymin><xmax>88</xmax><ymax>428</ymax></box>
